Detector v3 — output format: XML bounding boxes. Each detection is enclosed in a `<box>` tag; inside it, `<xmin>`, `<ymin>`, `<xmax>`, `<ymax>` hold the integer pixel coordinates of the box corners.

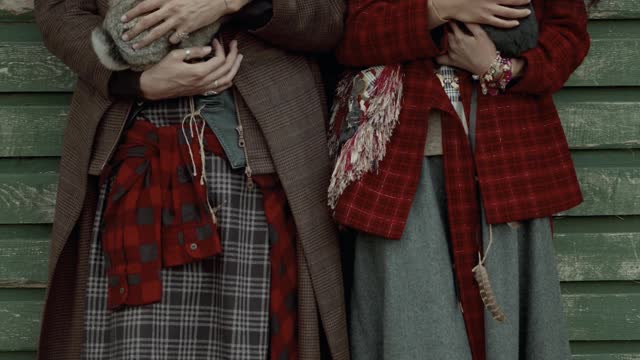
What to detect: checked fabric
<box><xmin>100</xmin><ymin>119</ymin><xmax>223</xmax><ymax>309</ymax></box>
<box><xmin>84</xmin><ymin>97</ymin><xmax>297</xmax><ymax>360</ymax></box>
<box><xmin>254</xmin><ymin>176</ymin><xmax>299</xmax><ymax>360</ymax></box>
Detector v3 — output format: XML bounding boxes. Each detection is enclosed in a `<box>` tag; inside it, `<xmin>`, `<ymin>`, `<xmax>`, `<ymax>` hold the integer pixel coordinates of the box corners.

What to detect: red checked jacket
<box><xmin>335</xmin><ymin>0</ymin><xmax>590</xmax><ymax>240</ymax></box>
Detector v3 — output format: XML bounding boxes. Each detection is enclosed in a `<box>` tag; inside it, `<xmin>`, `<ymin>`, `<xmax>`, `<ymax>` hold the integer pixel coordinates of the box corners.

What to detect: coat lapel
<box><xmin>233</xmin><ymin>32</ymin><xmax>350</xmax><ymax>360</ymax></box>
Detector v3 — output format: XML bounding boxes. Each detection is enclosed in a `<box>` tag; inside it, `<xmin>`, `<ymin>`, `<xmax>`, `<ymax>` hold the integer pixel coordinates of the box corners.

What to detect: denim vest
<box><xmin>131</xmin><ymin>90</ymin><xmax>246</xmax><ymax>169</ymax></box>
<box><xmin>195</xmin><ymin>90</ymin><xmax>246</xmax><ymax>169</ymax></box>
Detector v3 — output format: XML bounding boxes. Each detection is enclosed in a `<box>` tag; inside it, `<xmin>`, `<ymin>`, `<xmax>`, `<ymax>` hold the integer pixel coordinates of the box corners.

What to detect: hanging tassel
<box><xmin>472</xmin><ymin>225</ymin><xmax>507</xmax><ymax>322</ymax></box>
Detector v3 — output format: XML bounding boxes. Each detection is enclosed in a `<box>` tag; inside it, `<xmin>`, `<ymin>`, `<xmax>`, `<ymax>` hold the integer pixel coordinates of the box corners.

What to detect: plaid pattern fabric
<box><xmin>335</xmin><ymin>2</ymin><xmax>589</xmax><ymax>359</ymax></box>
<box><xmin>334</xmin><ymin>0</ymin><xmax>587</xmax><ymax>238</ymax></box>
<box><xmin>101</xmin><ymin>119</ymin><xmax>222</xmax><ymax>309</ymax></box>
<box><xmin>83</xmin><ymin>98</ymin><xmax>296</xmax><ymax>359</ymax></box>
<box><xmin>438</xmin><ymin>66</ymin><xmax>486</xmax><ymax>360</ymax></box>
<box><xmin>438</xmin><ymin>66</ymin><xmax>461</xmax><ymax>103</ymax></box>
<box><xmin>254</xmin><ymin>176</ymin><xmax>299</xmax><ymax>360</ymax></box>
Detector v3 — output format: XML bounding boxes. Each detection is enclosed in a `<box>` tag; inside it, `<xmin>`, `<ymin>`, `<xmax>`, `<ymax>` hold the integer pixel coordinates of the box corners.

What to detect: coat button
<box><xmin>119</xmin><ymin>287</ymin><xmax>125</xmax><ymax>295</ymax></box>
<box><xmin>190</xmin><ymin>243</ymin><xmax>198</xmax><ymax>250</ymax></box>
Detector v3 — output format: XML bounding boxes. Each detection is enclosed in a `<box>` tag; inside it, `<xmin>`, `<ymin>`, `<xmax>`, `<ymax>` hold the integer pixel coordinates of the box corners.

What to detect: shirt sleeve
<box><xmin>34</xmin><ymin>0</ymin><xmax>113</xmax><ymax>99</ymax></box>
<box><xmin>507</xmin><ymin>0</ymin><xmax>590</xmax><ymax>95</ymax></box>
<box><xmin>249</xmin><ymin>0</ymin><xmax>345</xmax><ymax>53</ymax></box>
<box><xmin>336</xmin><ymin>0</ymin><xmax>446</xmax><ymax>67</ymax></box>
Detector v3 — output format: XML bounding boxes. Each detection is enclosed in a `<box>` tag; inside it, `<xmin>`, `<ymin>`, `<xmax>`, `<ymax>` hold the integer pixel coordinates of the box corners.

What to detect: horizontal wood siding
<box><xmin>0</xmin><ymin>0</ymin><xmax>639</xmax><ymax>359</ymax></box>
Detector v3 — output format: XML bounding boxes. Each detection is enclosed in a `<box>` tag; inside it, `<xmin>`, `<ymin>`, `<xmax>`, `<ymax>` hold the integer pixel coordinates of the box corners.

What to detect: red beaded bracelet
<box><xmin>477</xmin><ymin>52</ymin><xmax>513</xmax><ymax>96</ymax></box>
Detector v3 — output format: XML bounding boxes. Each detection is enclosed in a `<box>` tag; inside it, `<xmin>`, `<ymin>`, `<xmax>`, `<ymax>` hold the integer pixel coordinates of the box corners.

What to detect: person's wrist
<box><xmin>139</xmin><ymin>71</ymin><xmax>156</xmax><ymax>101</ymax></box>
<box><xmin>511</xmin><ymin>58</ymin><xmax>525</xmax><ymax>79</ymax></box>
<box><xmin>428</xmin><ymin>0</ymin><xmax>448</xmax><ymax>28</ymax></box>
<box><xmin>474</xmin><ymin>55</ymin><xmax>495</xmax><ymax>76</ymax></box>
<box><xmin>432</xmin><ymin>0</ymin><xmax>454</xmax><ymax>21</ymax></box>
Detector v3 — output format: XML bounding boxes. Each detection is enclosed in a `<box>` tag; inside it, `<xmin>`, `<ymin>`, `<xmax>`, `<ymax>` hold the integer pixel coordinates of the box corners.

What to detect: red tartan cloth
<box><xmin>101</xmin><ymin>117</ymin><xmax>298</xmax><ymax>357</ymax></box>
<box><xmin>101</xmin><ymin>119</ymin><xmax>223</xmax><ymax>309</ymax></box>
<box><xmin>336</xmin><ymin>0</ymin><xmax>589</xmax><ymax>359</ymax></box>
<box><xmin>253</xmin><ymin>175</ymin><xmax>299</xmax><ymax>360</ymax></box>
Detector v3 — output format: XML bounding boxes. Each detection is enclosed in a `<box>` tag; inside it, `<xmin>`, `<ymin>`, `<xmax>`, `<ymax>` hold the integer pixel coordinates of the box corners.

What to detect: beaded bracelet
<box><xmin>478</xmin><ymin>52</ymin><xmax>513</xmax><ymax>96</ymax></box>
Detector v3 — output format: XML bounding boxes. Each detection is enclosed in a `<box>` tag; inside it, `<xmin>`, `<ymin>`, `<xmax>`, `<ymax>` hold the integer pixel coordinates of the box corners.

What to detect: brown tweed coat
<box><xmin>33</xmin><ymin>0</ymin><xmax>349</xmax><ymax>358</ymax></box>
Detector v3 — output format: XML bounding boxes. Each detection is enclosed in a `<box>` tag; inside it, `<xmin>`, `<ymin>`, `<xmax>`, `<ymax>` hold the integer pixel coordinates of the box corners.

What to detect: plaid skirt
<box><xmin>82</xmin><ymin>97</ymin><xmax>286</xmax><ymax>359</ymax></box>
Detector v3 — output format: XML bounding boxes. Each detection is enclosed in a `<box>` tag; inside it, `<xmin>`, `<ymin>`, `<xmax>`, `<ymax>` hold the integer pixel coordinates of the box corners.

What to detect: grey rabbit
<box><xmin>92</xmin><ymin>0</ymin><xmax>224</xmax><ymax>71</ymax></box>
<box><xmin>482</xmin><ymin>3</ymin><xmax>538</xmax><ymax>57</ymax></box>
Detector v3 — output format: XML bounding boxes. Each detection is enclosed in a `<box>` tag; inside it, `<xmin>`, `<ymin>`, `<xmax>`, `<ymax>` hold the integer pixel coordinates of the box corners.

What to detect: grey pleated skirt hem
<box><xmin>348</xmin><ymin>156</ymin><xmax>572</xmax><ymax>360</ymax></box>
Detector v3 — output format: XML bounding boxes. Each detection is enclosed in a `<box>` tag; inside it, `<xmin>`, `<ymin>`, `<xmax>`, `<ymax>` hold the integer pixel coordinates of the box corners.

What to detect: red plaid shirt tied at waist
<box><xmin>100</xmin><ymin>115</ymin><xmax>299</xmax><ymax>357</ymax></box>
<box><xmin>101</xmin><ymin>119</ymin><xmax>223</xmax><ymax>309</ymax></box>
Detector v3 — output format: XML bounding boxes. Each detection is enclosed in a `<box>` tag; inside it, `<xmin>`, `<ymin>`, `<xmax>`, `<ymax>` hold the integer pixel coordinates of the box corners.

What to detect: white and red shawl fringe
<box><xmin>327</xmin><ymin>65</ymin><xmax>404</xmax><ymax>210</ymax></box>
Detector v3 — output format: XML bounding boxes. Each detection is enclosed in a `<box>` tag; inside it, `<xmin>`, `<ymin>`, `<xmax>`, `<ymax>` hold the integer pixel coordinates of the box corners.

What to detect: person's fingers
<box><xmin>484</xmin><ymin>15</ymin><xmax>520</xmax><ymax>28</ymax></box>
<box><xmin>122</xmin><ymin>0</ymin><xmax>162</xmax><ymax>22</ymax></box>
<box><xmin>217</xmin><ymin>55</ymin><xmax>243</xmax><ymax>86</ymax></box>
<box><xmin>466</xmin><ymin>23</ymin><xmax>487</xmax><ymax>38</ymax></box>
<box><xmin>201</xmin><ymin>41</ymin><xmax>238</xmax><ymax>81</ymax></box>
<box><xmin>450</xmin><ymin>22</ymin><xmax>466</xmax><ymax>39</ymax></box>
<box><xmin>492</xmin><ymin>4</ymin><xmax>531</xmax><ymax>19</ymax></box>
<box><xmin>122</xmin><ymin>8</ymin><xmax>167</xmax><ymax>41</ymax></box>
<box><xmin>447</xmin><ymin>31</ymin><xmax>463</xmax><ymax>52</ymax></box>
<box><xmin>133</xmin><ymin>17</ymin><xmax>176</xmax><ymax>49</ymax></box>
<box><xmin>499</xmin><ymin>0</ymin><xmax>531</xmax><ymax>6</ymax></box>
<box><xmin>193</xmin><ymin>40</ymin><xmax>235</xmax><ymax>78</ymax></box>
<box><xmin>168</xmin><ymin>46</ymin><xmax>213</xmax><ymax>63</ymax></box>
<box><xmin>203</xmin><ymin>54</ymin><xmax>243</xmax><ymax>91</ymax></box>
<box><xmin>186</xmin><ymin>42</ymin><xmax>227</xmax><ymax>81</ymax></box>
<box><xmin>169</xmin><ymin>26</ymin><xmax>191</xmax><ymax>44</ymax></box>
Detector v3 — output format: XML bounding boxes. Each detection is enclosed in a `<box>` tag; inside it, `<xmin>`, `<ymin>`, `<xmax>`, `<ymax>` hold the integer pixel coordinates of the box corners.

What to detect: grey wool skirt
<box><xmin>347</xmin><ymin>156</ymin><xmax>572</xmax><ymax>360</ymax></box>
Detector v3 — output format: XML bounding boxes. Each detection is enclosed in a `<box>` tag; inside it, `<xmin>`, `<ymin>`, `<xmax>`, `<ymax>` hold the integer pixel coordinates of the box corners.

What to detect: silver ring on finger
<box><xmin>213</xmin><ymin>80</ymin><xmax>219</xmax><ymax>88</ymax></box>
<box><xmin>203</xmin><ymin>90</ymin><xmax>218</xmax><ymax>96</ymax></box>
<box><xmin>184</xmin><ymin>49</ymin><xmax>192</xmax><ymax>60</ymax></box>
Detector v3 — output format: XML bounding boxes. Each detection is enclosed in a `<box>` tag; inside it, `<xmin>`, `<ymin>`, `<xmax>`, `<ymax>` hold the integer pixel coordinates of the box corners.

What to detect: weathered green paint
<box><xmin>2</xmin><ymin>286</ymin><xmax>639</xmax><ymax>351</ymax></box>
<box><xmin>554</xmin><ymin>217</ymin><xmax>640</xmax><ymax>282</ymax></box>
<box><xmin>0</xmin><ymin>1</ymin><xmax>639</xmax><ymax>358</ymax></box>
<box><xmin>0</xmin><ymin>97</ymin><xmax>68</xmax><ymax>157</ymax></box>
<box><xmin>2</xmin><ymin>218</ymin><xmax>637</xmax><ymax>287</ymax></box>
<box><xmin>1</xmin><ymin>89</ymin><xmax>639</xmax><ymax>159</ymax></box>
<box><xmin>1</xmin><ymin>154</ymin><xmax>638</xmax><ymax>224</ymax></box>
<box><xmin>1</xmin><ymin>21</ymin><xmax>639</xmax><ymax>92</ymax></box>
<box><xmin>0</xmin><ymin>0</ymin><xmax>33</xmax><ymax>22</ymax></box>
<box><xmin>587</xmin><ymin>0</ymin><xmax>640</xmax><ymax>19</ymax></box>
<box><xmin>567</xmin><ymin>22</ymin><xmax>640</xmax><ymax>87</ymax></box>
<box><xmin>0</xmin><ymin>226</ymin><xmax>49</xmax><ymax>287</ymax></box>
<box><xmin>563</xmin><ymin>283</ymin><xmax>640</xmax><ymax>341</ymax></box>
<box><xmin>0</xmin><ymin>42</ymin><xmax>76</xmax><ymax>92</ymax></box>
<box><xmin>565</xmin><ymin>151</ymin><xmax>640</xmax><ymax>216</ymax></box>
<box><xmin>0</xmin><ymin>289</ymin><xmax>45</xmax><ymax>352</ymax></box>
<box><xmin>571</xmin><ymin>341</ymin><xmax>640</xmax><ymax>360</ymax></box>
<box><xmin>0</xmin><ymin>159</ymin><xmax>58</xmax><ymax>224</ymax></box>
<box><xmin>555</xmin><ymin>89</ymin><xmax>640</xmax><ymax>149</ymax></box>
<box><xmin>0</xmin><ymin>352</ymin><xmax>38</xmax><ymax>360</ymax></box>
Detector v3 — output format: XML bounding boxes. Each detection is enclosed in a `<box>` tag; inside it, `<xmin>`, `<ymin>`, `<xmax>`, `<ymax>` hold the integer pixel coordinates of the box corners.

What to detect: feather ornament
<box><xmin>473</xmin><ymin>225</ymin><xmax>507</xmax><ymax>322</ymax></box>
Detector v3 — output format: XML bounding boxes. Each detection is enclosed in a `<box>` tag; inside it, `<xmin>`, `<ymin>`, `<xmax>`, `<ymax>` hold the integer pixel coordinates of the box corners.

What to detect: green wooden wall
<box><xmin>0</xmin><ymin>0</ymin><xmax>639</xmax><ymax>358</ymax></box>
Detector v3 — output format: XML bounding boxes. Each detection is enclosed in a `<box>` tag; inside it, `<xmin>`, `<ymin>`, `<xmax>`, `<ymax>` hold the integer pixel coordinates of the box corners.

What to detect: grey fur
<box><xmin>92</xmin><ymin>0</ymin><xmax>223</xmax><ymax>71</ymax></box>
<box><xmin>482</xmin><ymin>4</ymin><xmax>538</xmax><ymax>58</ymax></box>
